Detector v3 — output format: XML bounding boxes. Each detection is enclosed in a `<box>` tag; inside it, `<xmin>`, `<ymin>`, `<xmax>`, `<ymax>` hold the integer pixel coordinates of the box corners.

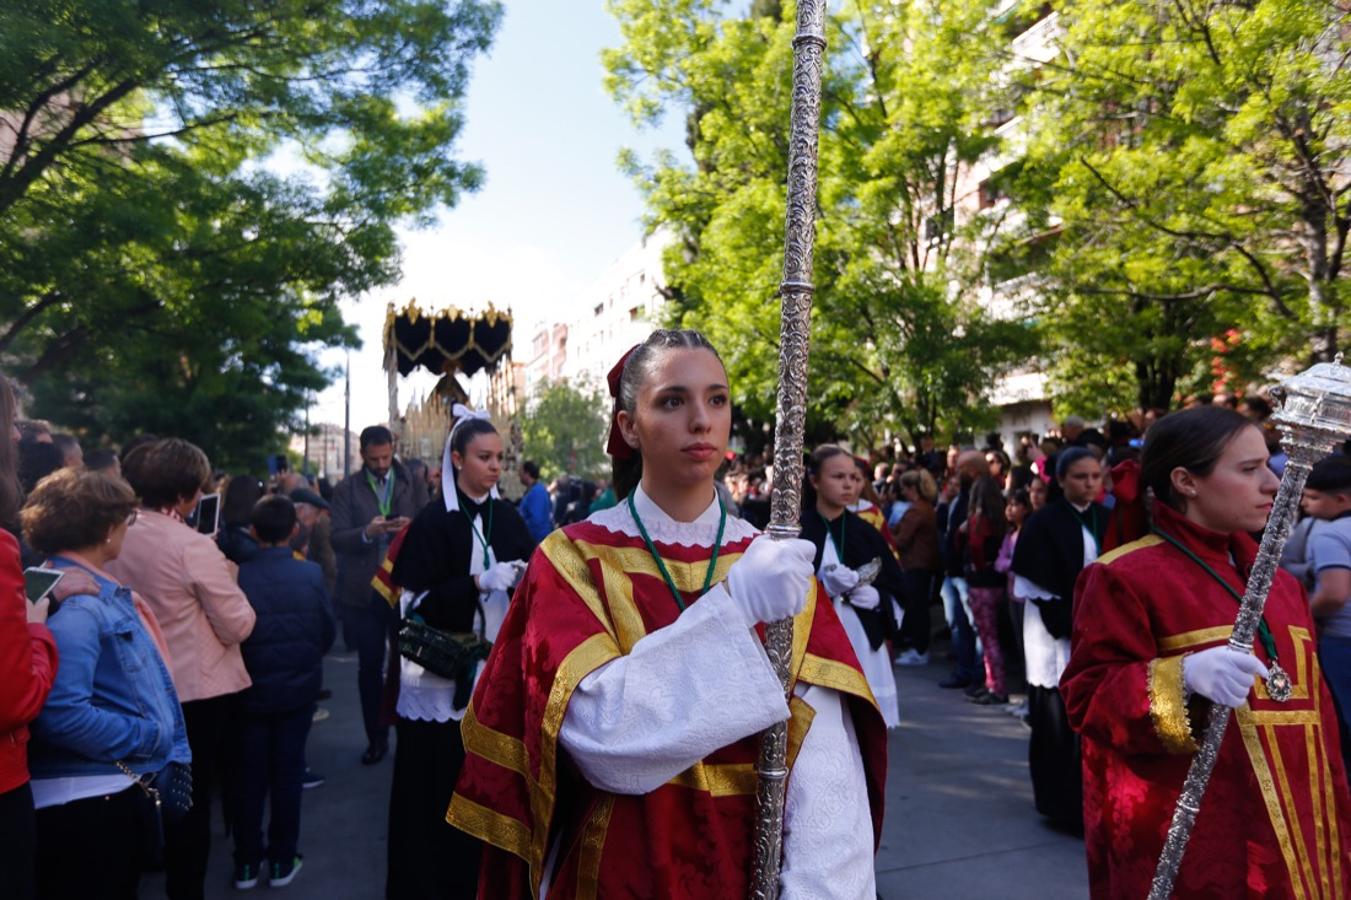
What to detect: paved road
<box><xmin>876</xmin><ymin>661</ymin><xmax>1088</xmax><ymax>898</ymax></box>
<box><xmin>146</xmin><ymin>647</ymin><xmax>1089</xmax><ymax>899</ymax></box>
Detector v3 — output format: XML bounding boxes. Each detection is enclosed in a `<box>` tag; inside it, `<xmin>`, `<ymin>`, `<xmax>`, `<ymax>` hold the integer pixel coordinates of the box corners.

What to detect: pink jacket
<box><xmin>105</xmin><ymin>510</ymin><xmax>255</xmax><ymax>703</ymax></box>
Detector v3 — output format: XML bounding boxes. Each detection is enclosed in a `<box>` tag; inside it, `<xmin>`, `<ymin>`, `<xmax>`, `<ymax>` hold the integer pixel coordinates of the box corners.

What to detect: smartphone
<box><xmin>23</xmin><ymin>568</ymin><xmax>64</xmax><ymax>604</ymax></box>
<box><xmin>194</xmin><ymin>493</ymin><xmax>221</xmax><ymax>537</ymax></box>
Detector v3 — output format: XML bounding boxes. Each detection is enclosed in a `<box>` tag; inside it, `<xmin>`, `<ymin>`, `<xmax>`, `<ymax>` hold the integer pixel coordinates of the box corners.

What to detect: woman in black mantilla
<box><xmin>1010</xmin><ymin>446</ymin><xmax>1107</xmax><ymax>831</ymax></box>
<box><xmin>801</xmin><ymin>444</ymin><xmax>904</xmax><ymax>728</ymax></box>
<box><xmin>385</xmin><ymin>410</ymin><xmax>535</xmax><ymax>900</ymax></box>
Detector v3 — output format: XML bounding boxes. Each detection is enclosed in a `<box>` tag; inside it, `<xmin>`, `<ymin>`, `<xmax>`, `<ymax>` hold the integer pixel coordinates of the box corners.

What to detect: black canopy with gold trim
<box><xmin>383</xmin><ymin>301</ymin><xmax>512</xmax><ymax>379</ymax></box>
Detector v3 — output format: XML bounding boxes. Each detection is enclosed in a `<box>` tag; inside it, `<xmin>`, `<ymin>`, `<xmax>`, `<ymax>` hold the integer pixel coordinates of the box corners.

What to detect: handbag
<box><xmin>397</xmin><ymin>614</ymin><xmax>493</xmax><ymax>707</ymax></box>
<box><xmin>116</xmin><ymin>759</ymin><xmax>193</xmax><ymax>864</ymax></box>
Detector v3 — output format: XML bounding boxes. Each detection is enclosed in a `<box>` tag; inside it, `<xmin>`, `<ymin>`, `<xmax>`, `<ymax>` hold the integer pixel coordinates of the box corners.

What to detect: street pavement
<box><xmin>876</xmin><ymin>660</ymin><xmax>1088</xmax><ymax>898</ymax></box>
<box><xmin>146</xmin><ymin>646</ymin><xmax>1089</xmax><ymax>899</ymax></box>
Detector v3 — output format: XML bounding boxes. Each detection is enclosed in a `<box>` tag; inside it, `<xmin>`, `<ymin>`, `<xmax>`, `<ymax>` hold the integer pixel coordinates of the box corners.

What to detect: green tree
<box><xmin>604</xmin><ymin>0</ymin><xmax>1038</xmax><ymax>448</ymax></box>
<box><xmin>521</xmin><ymin>379</ymin><xmax>610</xmax><ymax>481</ymax></box>
<box><xmin>0</xmin><ymin>0</ymin><xmax>501</xmax><ymax>469</ymax></box>
<box><xmin>1017</xmin><ymin>0</ymin><xmax>1349</xmax><ymax>411</ymax></box>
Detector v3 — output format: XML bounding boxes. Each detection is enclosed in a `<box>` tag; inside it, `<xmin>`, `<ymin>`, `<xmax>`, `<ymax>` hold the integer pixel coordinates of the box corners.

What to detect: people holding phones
<box><xmin>330</xmin><ymin>425</ymin><xmax>428</xmax><ymax>765</ymax></box>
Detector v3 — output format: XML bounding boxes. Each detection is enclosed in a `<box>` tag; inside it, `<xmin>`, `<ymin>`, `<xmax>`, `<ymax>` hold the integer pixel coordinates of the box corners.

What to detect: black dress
<box><xmin>1010</xmin><ymin>497</ymin><xmax>1107</xmax><ymax>831</ymax></box>
<box><xmin>385</xmin><ymin>490</ymin><xmax>535</xmax><ymax>900</ymax></box>
<box><xmin>799</xmin><ymin>510</ymin><xmax>904</xmax><ymax>652</ymax></box>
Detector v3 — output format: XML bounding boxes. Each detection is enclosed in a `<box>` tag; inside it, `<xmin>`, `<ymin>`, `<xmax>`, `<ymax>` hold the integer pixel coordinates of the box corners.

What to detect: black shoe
<box><xmin>964</xmin><ymin>687</ymin><xmax>990</xmax><ymax>702</ymax></box>
<box><xmin>301</xmin><ymin>768</ymin><xmax>324</xmax><ymax>790</ymax></box>
<box><xmin>963</xmin><ymin>682</ymin><xmax>986</xmax><ymax>698</ymax></box>
<box><xmin>361</xmin><ymin>743</ymin><xmax>387</xmax><ymax>765</ymax></box>
<box><xmin>937</xmin><ymin>676</ymin><xmax>972</xmax><ymax>689</ymax></box>
<box><xmin>975</xmin><ymin>692</ymin><xmax>1010</xmax><ymax>705</ymax></box>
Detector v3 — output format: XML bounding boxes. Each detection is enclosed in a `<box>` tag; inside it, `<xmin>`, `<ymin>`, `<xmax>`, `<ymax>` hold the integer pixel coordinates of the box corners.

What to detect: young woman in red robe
<box><xmin>1063</xmin><ymin>406</ymin><xmax>1351</xmax><ymax>899</ymax></box>
<box><xmin>447</xmin><ymin>329</ymin><xmax>887</xmax><ymax>899</ymax></box>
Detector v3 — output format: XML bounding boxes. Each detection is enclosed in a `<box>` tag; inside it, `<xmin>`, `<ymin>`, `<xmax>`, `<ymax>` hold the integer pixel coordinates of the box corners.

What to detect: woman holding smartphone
<box><xmin>0</xmin><ymin>373</ymin><xmax>58</xmax><ymax>900</ymax></box>
<box><xmin>23</xmin><ymin>467</ymin><xmax>190</xmax><ymax>899</ymax></box>
<box><xmin>105</xmin><ymin>438</ymin><xmax>256</xmax><ymax>899</ymax></box>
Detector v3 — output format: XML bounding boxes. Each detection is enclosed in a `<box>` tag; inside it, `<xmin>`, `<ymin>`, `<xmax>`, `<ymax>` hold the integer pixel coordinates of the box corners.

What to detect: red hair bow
<box><xmin>606</xmin><ymin>345</ymin><xmax>639</xmax><ymax>461</ymax></box>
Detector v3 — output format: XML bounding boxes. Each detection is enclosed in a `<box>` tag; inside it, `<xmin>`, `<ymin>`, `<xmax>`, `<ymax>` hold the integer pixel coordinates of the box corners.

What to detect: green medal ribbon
<box><xmin>1150</xmin><ymin>526</ymin><xmax>1281</xmax><ymax>664</ymax></box>
<box><xmin>627</xmin><ymin>490</ymin><xmax>726</xmax><ymax>613</ymax></box>
<box><xmin>365</xmin><ymin>470</ymin><xmax>394</xmax><ymax>518</ymax></box>
<box><xmin>463</xmin><ymin>495</ymin><xmax>494</xmax><ymax>570</ymax></box>
<box><xmin>821</xmin><ymin>511</ymin><xmax>846</xmax><ymax>563</ymax></box>
<box><xmin>1072</xmin><ymin>503</ymin><xmax>1102</xmax><ymax>548</ymax></box>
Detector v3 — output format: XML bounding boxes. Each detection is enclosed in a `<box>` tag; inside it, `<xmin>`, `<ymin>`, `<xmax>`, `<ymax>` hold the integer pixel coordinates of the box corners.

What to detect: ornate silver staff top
<box><xmin>1149</xmin><ymin>355</ymin><xmax>1351</xmax><ymax>900</ymax></box>
<box><xmin>749</xmin><ymin>2</ymin><xmax>827</xmax><ymax>899</ymax></box>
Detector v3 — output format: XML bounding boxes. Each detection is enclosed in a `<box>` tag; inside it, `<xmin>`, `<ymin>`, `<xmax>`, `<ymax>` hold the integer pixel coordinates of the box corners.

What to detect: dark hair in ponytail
<box><xmin>611</xmin><ymin>329</ymin><xmax>724</xmax><ymax>501</ymax></box>
<box><xmin>808</xmin><ymin>444</ymin><xmax>850</xmax><ymax>476</ymax></box>
<box><xmin>1140</xmin><ymin>406</ymin><xmax>1255</xmax><ymax>511</ymax></box>
<box><xmin>450</xmin><ymin>418</ymin><xmax>497</xmax><ymax>461</ymax></box>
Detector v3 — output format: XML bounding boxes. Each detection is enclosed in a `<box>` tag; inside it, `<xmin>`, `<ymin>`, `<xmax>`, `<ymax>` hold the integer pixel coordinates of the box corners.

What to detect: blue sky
<box><xmin>312</xmin><ymin>0</ymin><xmax>684</xmax><ymax>427</ymax></box>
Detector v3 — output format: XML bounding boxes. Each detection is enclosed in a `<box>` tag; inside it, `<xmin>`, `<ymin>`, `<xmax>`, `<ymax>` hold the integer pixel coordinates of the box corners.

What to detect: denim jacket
<box><xmin>28</xmin><ymin>558</ymin><xmax>190</xmax><ymax>779</ymax></box>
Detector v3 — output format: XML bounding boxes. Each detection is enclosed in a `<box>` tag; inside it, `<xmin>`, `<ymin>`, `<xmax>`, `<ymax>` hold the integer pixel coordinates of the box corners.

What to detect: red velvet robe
<box><xmin>1063</xmin><ymin>501</ymin><xmax>1351</xmax><ymax>899</ymax></box>
<box><xmin>448</xmin><ymin>518</ymin><xmax>887</xmax><ymax>900</ymax></box>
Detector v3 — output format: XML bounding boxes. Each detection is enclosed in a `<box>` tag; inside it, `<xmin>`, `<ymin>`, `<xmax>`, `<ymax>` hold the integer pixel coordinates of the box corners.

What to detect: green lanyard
<box><xmin>821</xmin><ymin>511</ymin><xmax>846</xmax><ymax>563</ymax></box>
<box><xmin>627</xmin><ymin>490</ymin><xmax>726</xmax><ymax>612</ymax></box>
<box><xmin>1072</xmin><ymin>503</ymin><xmax>1102</xmax><ymax>547</ymax></box>
<box><xmin>1151</xmin><ymin>526</ymin><xmax>1281</xmax><ymax>663</ymax></box>
<box><xmin>463</xmin><ymin>498</ymin><xmax>494</xmax><ymax>570</ymax></box>
<box><xmin>365</xmin><ymin>470</ymin><xmax>394</xmax><ymax>518</ymax></box>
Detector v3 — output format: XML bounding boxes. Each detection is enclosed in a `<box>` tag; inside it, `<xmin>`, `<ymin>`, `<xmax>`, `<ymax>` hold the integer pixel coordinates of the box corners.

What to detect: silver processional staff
<box><xmin>748</xmin><ymin>1</ymin><xmax>828</xmax><ymax>898</ymax></box>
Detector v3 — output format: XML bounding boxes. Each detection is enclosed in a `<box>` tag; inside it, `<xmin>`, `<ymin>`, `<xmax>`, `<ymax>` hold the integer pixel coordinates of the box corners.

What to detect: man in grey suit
<box><xmin>330</xmin><ymin>425</ymin><xmax>428</xmax><ymax>764</ymax></box>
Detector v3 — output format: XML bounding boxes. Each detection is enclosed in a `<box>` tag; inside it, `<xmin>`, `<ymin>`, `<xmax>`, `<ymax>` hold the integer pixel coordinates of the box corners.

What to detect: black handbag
<box><xmin>397</xmin><ymin>614</ymin><xmax>493</xmax><ymax>707</ymax></box>
<box><xmin>117</xmin><ymin>760</ymin><xmax>193</xmax><ymax>864</ymax></box>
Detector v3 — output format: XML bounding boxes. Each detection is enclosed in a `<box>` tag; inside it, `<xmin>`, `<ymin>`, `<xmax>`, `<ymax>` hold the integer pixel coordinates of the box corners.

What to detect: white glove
<box><xmin>846</xmin><ymin>584</ymin><xmax>881</xmax><ymax>610</ymax></box>
<box><xmin>1182</xmin><ymin>646</ymin><xmax>1270</xmax><ymax>708</ymax></box>
<box><xmin>819</xmin><ymin>564</ymin><xmax>860</xmax><ymax>598</ymax></box>
<box><xmin>725</xmin><ymin>535</ymin><xmax>816</xmax><ymax>627</ymax></box>
<box><xmin>478</xmin><ymin>561</ymin><xmax>520</xmax><ymax>593</ymax></box>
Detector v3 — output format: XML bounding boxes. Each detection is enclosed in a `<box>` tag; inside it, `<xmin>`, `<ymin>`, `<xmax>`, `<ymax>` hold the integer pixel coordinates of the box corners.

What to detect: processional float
<box><xmin>750</xmin><ymin>1</ymin><xmax>827</xmax><ymax>897</ymax></box>
<box><xmin>1149</xmin><ymin>354</ymin><xmax>1351</xmax><ymax>899</ymax></box>
<box><xmin>381</xmin><ymin>301</ymin><xmax>523</xmax><ymax>494</ymax></box>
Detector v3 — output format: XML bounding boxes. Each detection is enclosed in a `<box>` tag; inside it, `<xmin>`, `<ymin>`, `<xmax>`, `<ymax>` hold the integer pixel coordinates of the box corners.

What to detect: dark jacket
<box><xmin>391</xmin><ymin>492</ymin><xmax>536</xmax><ymax>634</ymax></box>
<box><xmin>1011</xmin><ymin>497</ymin><xmax>1108</xmax><ymax>639</ymax></box>
<box><xmin>941</xmin><ymin>488</ymin><xmax>970</xmax><ymax>577</ymax></box>
<box><xmin>800</xmin><ymin>509</ymin><xmax>904</xmax><ymax>651</ymax></box>
<box><xmin>217</xmin><ymin>524</ymin><xmax>260</xmax><ymax>566</ymax></box>
<box><xmin>237</xmin><ymin>548</ymin><xmax>336</xmax><ymax>714</ymax></box>
<box><xmin>330</xmin><ymin>462</ymin><xmax>428</xmax><ymax>610</ymax></box>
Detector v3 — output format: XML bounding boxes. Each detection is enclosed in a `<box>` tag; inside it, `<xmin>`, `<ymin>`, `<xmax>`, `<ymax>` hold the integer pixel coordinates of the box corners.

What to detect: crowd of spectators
<box><xmin>2</xmin><ymin>363</ymin><xmax>1349</xmax><ymax>897</ymax></box>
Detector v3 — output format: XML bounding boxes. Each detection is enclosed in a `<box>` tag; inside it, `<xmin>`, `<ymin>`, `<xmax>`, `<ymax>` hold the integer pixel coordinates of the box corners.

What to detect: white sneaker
<box><xmin>895</xmin><ymin>649</ymin><xmax>930</xmax><ymax>667</ymax></box>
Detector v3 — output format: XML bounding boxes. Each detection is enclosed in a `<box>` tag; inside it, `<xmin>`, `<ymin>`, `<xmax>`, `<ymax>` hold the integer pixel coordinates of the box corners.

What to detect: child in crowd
<box><xmin>1303</xmin><ymin>455</ymin><xmax>1351</xmax><ymax>771</ymax></box>
<box><xmin>232</xmin><ymin>496</ymin><xmax>335</xmax><ymax>890</ymax></box>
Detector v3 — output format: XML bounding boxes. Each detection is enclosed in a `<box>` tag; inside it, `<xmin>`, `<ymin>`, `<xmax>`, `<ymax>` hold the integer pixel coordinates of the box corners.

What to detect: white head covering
<box><xmin>442</xmin><ymin>404</ymin><xmax>500</xmax><ymax>512</ymax></box>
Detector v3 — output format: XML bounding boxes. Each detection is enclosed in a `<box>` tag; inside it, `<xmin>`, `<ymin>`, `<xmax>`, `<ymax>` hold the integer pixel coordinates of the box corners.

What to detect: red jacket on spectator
<box><xmin>0</xmin><ymin>528</ymin><xmax>58</xmax><ymax>794</ymax></box>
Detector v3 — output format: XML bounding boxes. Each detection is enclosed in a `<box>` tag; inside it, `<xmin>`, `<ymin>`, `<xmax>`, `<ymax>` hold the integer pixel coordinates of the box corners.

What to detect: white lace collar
<box><xmin>587</xmin><ymin>484</ymin><xmax>757</xmax><ymax>548</ymax></box>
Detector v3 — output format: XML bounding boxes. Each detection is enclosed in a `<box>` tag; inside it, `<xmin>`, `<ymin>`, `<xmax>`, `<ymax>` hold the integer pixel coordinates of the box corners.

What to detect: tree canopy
<box><xmin>604</xmin><ymin>0</ymin><xmax>1039</xmax><ymax>447</ymax></box>
<box><xmin>606</xmin><ymin>0</ymin><xmax>1348</xmax><ymax>429</ymax></box>
<box><xmin>520</xmin><ymin>378</ymin><xmax>610</xmax><ymax>481</ymax></box>
<box><xmin>1017</xmin><ymin>0</ymin><xmax>1349</xmax><ymax>413</ymax></box>
<box><xmin>0</xmin><ymin>0</ymin><xmax>501</xmax><ymax>469</ymax></box>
